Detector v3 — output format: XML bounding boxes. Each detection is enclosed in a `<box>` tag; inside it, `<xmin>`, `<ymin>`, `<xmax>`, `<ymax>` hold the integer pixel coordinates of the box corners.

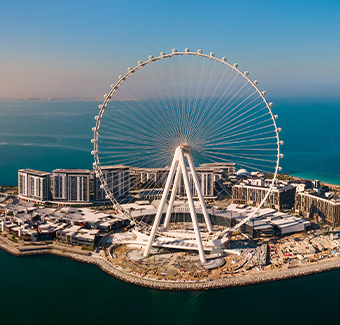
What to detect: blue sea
<box><xmin>1</xmin><ymin>98</ymin><xmax>340</xmax><ymax>324</ymax></box>
<box><xmin>1</xmin><ymin>98</ymin><xmax>340</xmax><ymax>185</ymax></box>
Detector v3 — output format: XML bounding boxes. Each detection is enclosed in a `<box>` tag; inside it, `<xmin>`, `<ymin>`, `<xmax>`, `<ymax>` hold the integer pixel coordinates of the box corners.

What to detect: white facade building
<box><xmin>95</xmin><ymin>165</ymin><xmax>130</xmax><ymax>201</ymax></box>
<box><xmin>52</xmin><ymin>169</ymin><xmax>91</xmax><ymax>202</ymax></box>
<box><xmin>18</xmin><ymin>169</ymin><xmax>50</xmax><ymax>201</ymax></box>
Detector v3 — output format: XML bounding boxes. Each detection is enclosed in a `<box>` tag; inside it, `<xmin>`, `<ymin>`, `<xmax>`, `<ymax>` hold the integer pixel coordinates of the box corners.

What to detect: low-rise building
<box><xmin>38</xmin><ymin>222</ymin><xmax>67</xmax><ymax>240</ymax></box>
<box><xmin>56</xmin><ymin>225</ymin><xmax>100</xmax><ymax>247</ymax></box>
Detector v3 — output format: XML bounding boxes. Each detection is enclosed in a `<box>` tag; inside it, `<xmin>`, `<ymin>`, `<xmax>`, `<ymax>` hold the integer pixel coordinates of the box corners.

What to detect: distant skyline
<box><xmin>1</xmin><ymin>0</ymin><xmax>340</xmax><ymax>100</ymax></box>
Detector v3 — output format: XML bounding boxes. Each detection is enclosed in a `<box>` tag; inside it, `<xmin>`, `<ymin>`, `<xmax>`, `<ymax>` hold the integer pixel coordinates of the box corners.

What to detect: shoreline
<box><xmin>289</xmin><ymin>173</ymin><xmax>340</xmax><ymax>188</ymax></box>
<box><xmin>2</xmin><ymin>237</ymin><xmax>340</xmax><ymax>291</ymax></box>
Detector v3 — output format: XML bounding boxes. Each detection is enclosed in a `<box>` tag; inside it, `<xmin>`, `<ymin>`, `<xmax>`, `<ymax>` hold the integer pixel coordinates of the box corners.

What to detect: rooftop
<box><xmin>53</xmin><ymin>169</ymin><xmax>91</xmax><ymax>174</ymax></box>
<box><xmin>18</xmin><ymin>169</ymin><xmax>51</xmax><ymax>177</ymax></box>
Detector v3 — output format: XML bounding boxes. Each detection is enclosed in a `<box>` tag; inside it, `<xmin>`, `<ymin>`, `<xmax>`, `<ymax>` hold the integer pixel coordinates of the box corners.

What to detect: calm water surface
<box><xmin>1</xmin><ymin>249</ymin><xmax>340</xmax><ymax>325</ymax></box>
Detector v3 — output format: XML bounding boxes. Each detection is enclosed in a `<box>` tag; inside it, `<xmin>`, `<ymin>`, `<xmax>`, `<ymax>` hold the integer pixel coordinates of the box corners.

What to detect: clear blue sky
<box><xmin>1</xmin><ymin>0</ymin><xmax>339</xmax><ymax>99</ymax></box>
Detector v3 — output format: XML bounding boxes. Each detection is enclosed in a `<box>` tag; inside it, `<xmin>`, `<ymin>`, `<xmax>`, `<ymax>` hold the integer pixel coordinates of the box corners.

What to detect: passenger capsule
<box><xmin>268</xmin><ymin>102</ymin><xmax>273</xmax><ymax>107</ymax></box>
<box><xmin>111</xmin><ymin>84</ymin><xmax>115</xmax><ymax>88</ymax></box>
<box><xmin>160</xmin><ymin>52</ymin><xmax>165</xmax><ymax>56</ymax></box>
<box><xmin>148</xmin><ymin>55</ymin><xmax>153</xmax><ymax>60</ymax></box>
<box><xmin>234</xmin><ymin>63</ymin><xmax>238</xmax><ymax>68</ymax></box>
<box><xmin>280</xmin><ymin>154</ymin><xmax>284</xmax><ymax>158</ymax></box>
<box><xmin>262</xmin><ymin>91</ymin><xmax>266</xmax><ymax>96</ymax></box>
<box><xmin>210</xmin><ymin>52</ymin><xmax>215</xmax><ymax>57</ymax></box>
<box><xmin>244</xmin><ymin>71</ymin><xmax>249</xmax><ymax>76</ymax></box>
<box><xmin>118</xmin><ymin>75</ymin><xmax>123</xmax><ymax>79</ymax></box>
<box><xmin>99</xmin><ymin>105</ymin><xmax>103</xmax><ymax>109</ymax></box>
<box><xmin>185</xmin><ymin>48</ymin><xmax>190</xmax><ymax>53</ymax></box>
<box><xmin>279</xmin><ymin>140</ymin><xmax>284</xmax><ymax>145</ymax></box>
<box><xmin>222</xmin><ymin>57</ymin><xmax>227</xmax><ymax>62</ymax></box>
<box><xmin>138</xmin><ymin>60</ymin><xmax>143</xmax><ymax>65</ymax></box>
<box><xmin>100</xmin><ymin>184</ymin><xmax>104</xmax><ymax>189</ymax></box>
<box><xmin>94</xmin><ymin>115</ymin><xmax>99</xmax><ymax>120</ymax></box>
<box><xmin>172</xmin><ymin>48</ymin><xmax>177</xmax><ymax>53</ymax></box>
<box><xmin>92</xmin><ymin>127</ymin><xmax>96</xmax><ymax>132</ymax></box>
<box><xmin>278</xmin><ymin>166</ymin><xmax>282</xmax><ymax>172</ymax></box>
<box><xmin>127</xmin><ymin>67</ymin><xmax>132</xmax><ymax>71</ymax></box>
<box><xmin>277</xmin><ymin>127</ymin><xmax>282</xmax><ymax>132</ymax></box>
<box><xmin>254</xmin><ymin>80</ymin><xmax>258</xmax><ymax>85</ymax></box>
<box><xmin>197</xmin><ymin>49</ymin><xmax>202</xmax><ymax>54</ymax></box>
<box><xmin>274</xmin><ymin>115</ymin><xmax>278</xmax><ymax>119</ymax></box>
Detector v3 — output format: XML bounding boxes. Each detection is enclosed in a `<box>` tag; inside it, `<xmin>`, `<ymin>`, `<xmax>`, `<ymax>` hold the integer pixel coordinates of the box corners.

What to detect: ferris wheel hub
<box><xmin>179</xmin><ymin>143</ymin><xmax>190</xmax><ymax>154</ymax></box>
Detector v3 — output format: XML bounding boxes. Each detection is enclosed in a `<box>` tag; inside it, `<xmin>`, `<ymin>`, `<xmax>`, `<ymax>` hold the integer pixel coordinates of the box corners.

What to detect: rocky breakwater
<box><xmin>87</xmin><ymin>257</ymin><xmax>340</xmax><ymax>291</ymax></box>
<box><xmin>2</xmin><ymin>235</ymin><xmax>340</xmax><ymax>291</ymax></box>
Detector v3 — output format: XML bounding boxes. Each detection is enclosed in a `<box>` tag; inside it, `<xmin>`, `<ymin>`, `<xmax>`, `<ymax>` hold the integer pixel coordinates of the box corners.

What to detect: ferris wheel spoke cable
<box><xmin>216</xmin><ymin>129</ymin><xmax>278</xmax><ymax>145</ymax></box>
<box><xmin>208</xmin><ymin>123</ymin><xmax>275</xmax><ymax>144</ymax></box>
<box><xmin>204</xmin><ymin>150</ymin><xmax>277</xmax><ymax>163</ymax></box>
<box><xmin>101</xmin><ymin>118</ymin><xmax>157</xmax><ymax>142</ymax></box>
<box><xmin>110</xmin><ymin>74</ymin><xmax>175</xmax><ymax>135</ymax></box>
<box><xmin>207</xmin><ymin>78</ymin><xmax>251</xmax><ymax>124</ymax></box>
<box><xmin>103</xmin><ymin>116</ymin><xmax>157</xmax><ymax>139</ymax></box>
<box><xmin>190</xmin><ymin>60</ymin><xmax>219</xmax><ymax>128</ymax></box>
<box><xmin>207</xmin><ymin>87</ymin><xmax>261</xmax><ymax>130</ymax></box>
<box><xmin>196</xmin><ymin>89</ymin><xmax>263</xmax><ymax>142</ymax></box>
<box><xmin>207</xmin><ymin>100</ymin><xmax>267</xmax><ymax>137</ymax></box>
<box><xmin>202</xmin><ymin>121</ymin><xmax>275</xmax><ymax>150</ymax></box>
<box><xmin>197</xmin><ymin>87</ymin><xmax>260</xmax><ymax>136</ymax></box>
<box><xmin>204</xmin><ymin>151</ymin><xmax>273</xmax><ymax>173</ymax></box>
<box><xmin>133</xmin><ymin>64</ymin><xmax>178</xmax><ymax>134</ymax></box>
<box><xmin>188</xmin><ymin>57</ymin><xmax>208</xmax><ymax>131</ymax></box>
<box><xmin>208</xmin><ymin>107</ymin><xmax>271</xmax><ymax>142</ymax></box>
<box><xmin>199</xmin><ymin>72</ymin><xmax>239</xmax><ymax>126</ymax></box>
<box><xmin>215</xmin><ymin>118</ymin><xmax>274</xmax><ymax>140</ymax></box>
<box><xmin>149</xmin><ymin>62</ymin><xmax>176</xmax><ymax>128</ymax></box>
<box><xmin>103</xmin><ymin>105</ymin><xmax>160</xmax><ymax>138</ymax></box>
<box><xmin>204</xmin><ymin>149</ymin><xmax>278</xmax><ymax>158</ymax></box>
<box><xmin>109</xmin><ymin>92</ymin><xmax>173</xmax><ymax>140</ymax></box>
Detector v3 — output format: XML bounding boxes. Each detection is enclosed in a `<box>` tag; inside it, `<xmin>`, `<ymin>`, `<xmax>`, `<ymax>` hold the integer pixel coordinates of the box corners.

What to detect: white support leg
<box><xmin>186</xmin><ymin>153</ymin><xmax>213</xmax><ymax>234</ymax></box>
<box><xmin>178</xmin><ymin>149</ymin><xmax>207</xmax><ymax>263</ymax></box>
<box><xmin>163</xmin><ymin>163</ymin><xmax>181</xmax><ymax>231</ymax></box>
<box><xmin>143</xmin><ymin>157</ymin><xmax>179</xmax><ymax>257</ymax></box>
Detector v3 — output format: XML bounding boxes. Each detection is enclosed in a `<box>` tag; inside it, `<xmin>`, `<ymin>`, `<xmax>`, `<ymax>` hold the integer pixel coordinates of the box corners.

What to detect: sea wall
<box><xmin>2</xmin><ymin>237</ymin><xmax>340</xmax><ymax>291</ymax></box>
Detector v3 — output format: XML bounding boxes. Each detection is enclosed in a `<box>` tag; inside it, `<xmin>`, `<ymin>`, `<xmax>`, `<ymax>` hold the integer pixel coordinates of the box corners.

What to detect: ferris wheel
<box><xmin>91</xmin><ymin>48</ymin><xmax>283</xmax><ymax>263</ymax></box>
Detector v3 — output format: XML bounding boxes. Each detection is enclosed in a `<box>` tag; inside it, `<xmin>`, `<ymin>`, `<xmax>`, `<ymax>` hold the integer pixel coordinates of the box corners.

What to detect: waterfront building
<box><xmin>199</xmin><ymin>162</ymin><xmax>236</xmax><ymax>181</ymax></box>
<box><xmin>232</xmin><ymin>179</ymin><xmax>296</xmax><ymax>210</ymax></box>
<box><xmin>129</xmin><ymin>163</ymin><xmax>235</xmax><ymax>199</ymax></box>
<box><xmin>18</xmin><ymin>169</ymin><xmax>51</xmax><ymax>201</ymax></box>
<box><xmin>295</xmin><ymin>191</ymin><xmax>340</xmax><ymax>225</ymax></box>
<box><xmin>94</xmin><ymin>165</ymin><xmax>130</xmax><ymax>201</ymax></box>
<box><xmin>52</xmin><ymin>169</ymin><xmax>91</xmax><ymax>203</ymax></box>
<box><xmin>129</xmin><ymin>167</ymin><xmax>169</xmax><ymax>189</ymax></box>
<box><xmin>178</xmin><ymin>167</ymin><xmax>215</xmax><ymax>198</ymax></box>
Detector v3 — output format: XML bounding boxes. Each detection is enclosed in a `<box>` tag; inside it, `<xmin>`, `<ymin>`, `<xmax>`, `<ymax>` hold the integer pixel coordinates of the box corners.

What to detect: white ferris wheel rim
<box><xmin>91</xmin><ymin>48</ymin><xmax>282</xmax><ymax>224</ymax></box>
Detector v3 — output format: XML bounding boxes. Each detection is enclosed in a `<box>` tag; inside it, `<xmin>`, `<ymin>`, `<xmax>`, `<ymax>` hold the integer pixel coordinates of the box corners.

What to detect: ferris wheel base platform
<box><xmin>123</xmin><ymin>230</ymin><xmax>241</xmax><ymax>256</ymax></box>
